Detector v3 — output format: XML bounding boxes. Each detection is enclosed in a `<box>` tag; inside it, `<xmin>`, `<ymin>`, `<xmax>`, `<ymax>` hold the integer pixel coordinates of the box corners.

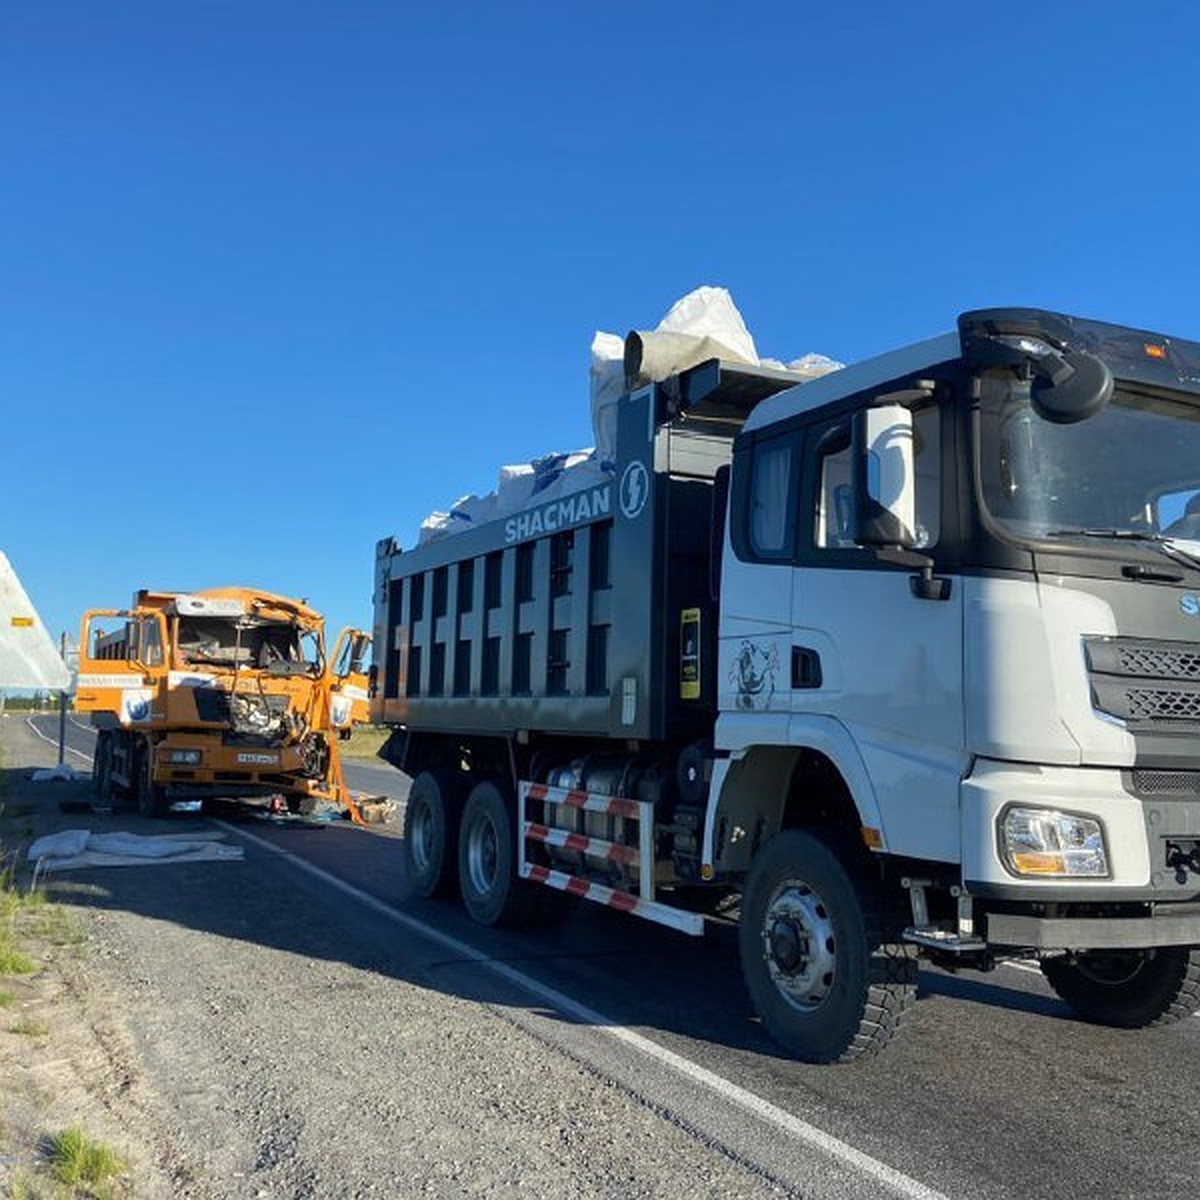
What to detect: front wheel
<box><xmin>739</xmin><ymin>829</ymin><xmax>917</xmax><ymax>1063</ymax></box>
<box><xmin>1041</xmin><ymin>947</ymin><xmax>1200</xmax><ymax>1028</ymax></box>
<box><xmin>134</xmin><ymin>741</ymin><xmax>167</xmax><ymax>818</ymax></box>
<box><xmin>93</xmin><ymin>731</ymin><xmax>114</xmax><ymax>808</ymax></box>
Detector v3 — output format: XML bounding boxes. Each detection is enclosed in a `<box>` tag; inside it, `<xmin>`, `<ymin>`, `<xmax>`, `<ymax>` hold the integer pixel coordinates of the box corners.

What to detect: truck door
<box><xmin>717</xmin><ymin>428</ymin><xmax>799</xmax><ymax>729</ymax></box>
<box><xmin>75</xmin><ymin>609</ymin><xmax>167</xmax><ymax>726</ymax></box>
<box><xmin>329</xmin><ymin>628</ymin><xmax>372</xmax><ymax>730</ymax></box>
<box><xmin>791</xmin><ymin>402</ymin><xmax>966</xmax><ymax>863</ymax></box>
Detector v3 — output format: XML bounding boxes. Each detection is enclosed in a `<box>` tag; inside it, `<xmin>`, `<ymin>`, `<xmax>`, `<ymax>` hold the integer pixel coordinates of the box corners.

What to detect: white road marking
<box><xmin>68</xmin><ymin>716</ymin><xmax>96</xmax><ymax>736</ymax></box>
<box><xmin>25</xmin><ymin>717</ymin><xmax>94</xmax><ymax>764</ymax></box>
<box><xmin>218</xmin><ymin>819</ymin><xmax>948</xmax><ymax>1200</ymax></box>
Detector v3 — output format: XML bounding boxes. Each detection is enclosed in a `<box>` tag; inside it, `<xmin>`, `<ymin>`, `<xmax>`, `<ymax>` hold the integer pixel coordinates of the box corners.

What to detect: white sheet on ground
<box><xmin>27</xmin><ymin>829</ymin><xmax>244</xmax><ymax>871</ymax></box>
<box><xmin>30</xmin><ymin>763</ymin><xmax>85</xmax><ymax>783</ymax></box>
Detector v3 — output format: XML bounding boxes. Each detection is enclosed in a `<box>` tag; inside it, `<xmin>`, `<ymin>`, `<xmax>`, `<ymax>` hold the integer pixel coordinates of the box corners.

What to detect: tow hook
<box><xmin>1165</xmin><ymin>842</ymin><xmax>1200</xmax><ymax>884</ymax></box>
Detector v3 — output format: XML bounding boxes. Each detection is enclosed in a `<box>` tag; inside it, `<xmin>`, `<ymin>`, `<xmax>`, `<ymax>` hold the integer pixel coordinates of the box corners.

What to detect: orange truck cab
<box><xmin>75</xmin><ymin>587</ymin><xmax>371</xmax><ymax>818</ymax></box>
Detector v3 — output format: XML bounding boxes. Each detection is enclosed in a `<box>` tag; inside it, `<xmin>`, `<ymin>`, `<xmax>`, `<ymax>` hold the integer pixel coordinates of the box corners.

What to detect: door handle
<box><xmin>792</xmin><ymin>646</ymin><xmax>822</xmax><ymax>689</ymax></box>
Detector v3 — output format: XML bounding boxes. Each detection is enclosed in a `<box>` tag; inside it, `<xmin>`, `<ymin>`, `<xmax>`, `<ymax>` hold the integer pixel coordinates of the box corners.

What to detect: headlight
<box><xmin>167</xmin><ymin>749</ymin><xmax>202</xmax><ymax>765</ymax></box>
<box><xmin>1000</xmin><ymin>807</ymin><xmax>1109</xmax><ymax>878</ymax></box>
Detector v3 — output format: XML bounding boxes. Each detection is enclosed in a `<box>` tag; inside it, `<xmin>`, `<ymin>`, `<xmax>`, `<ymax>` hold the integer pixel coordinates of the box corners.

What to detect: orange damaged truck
<box><xmin>75</xmin><ymin>587</ymin><xmax>372</xmax><ymax>819</ymax></box>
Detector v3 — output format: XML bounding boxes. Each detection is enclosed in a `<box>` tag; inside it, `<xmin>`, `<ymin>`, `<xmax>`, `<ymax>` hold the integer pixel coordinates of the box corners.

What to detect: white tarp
<box><xmin>30</xmin><ymin>763</ymin><xmax>86</xmax><ymax>783</ymax></box>
<box><xmin>419</xmin><ymin>286</ymin><xmax>844</xmax><ymax>545</ymax></box>
<box><xmin>0</xmin><ymin>551</ymin><xmax>70</xmax><ymax>690</ymax></box>
<box><xmin>27</xmin><ymin>829</ymin><xmax>244</xmax><ymax>871</ymax></box>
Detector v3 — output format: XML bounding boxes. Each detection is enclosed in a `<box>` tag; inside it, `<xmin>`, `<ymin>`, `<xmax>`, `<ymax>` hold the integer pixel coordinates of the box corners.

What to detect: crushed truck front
<box><xmin>76</xmin><ymin>587</ymin><xmax>370</xmax><ymax>817</ymax></box>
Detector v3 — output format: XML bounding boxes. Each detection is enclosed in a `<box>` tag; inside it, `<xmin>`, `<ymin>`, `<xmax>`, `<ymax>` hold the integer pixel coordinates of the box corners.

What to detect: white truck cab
<box><xmin>713</xmin><ymin>307</ymin><xmax>1200</xmax><ymax>1058</ymax></box>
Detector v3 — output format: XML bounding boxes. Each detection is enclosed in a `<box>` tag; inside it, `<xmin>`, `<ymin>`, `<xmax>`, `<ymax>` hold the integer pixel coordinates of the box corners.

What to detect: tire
<box><xmin>404</xmin><ymin>771</ymin><xmax>465</xmax><ymax>898</ymax></box>
<box><xmin>1041</xmin><ymin>947</ymin><xmax>1200</xmax><ymax>1028</ymax></box>
<box><xmin>134</xmin><ymin>740</ymin><xmax>167</xmax><ymax>818</ymax></box>
<box><xmin>457</xmin><ymin>779</ymin><xmax>543</xmax><ymax>927</ymax></box>
<box><xmin>93</xmin><ymin>732</ymin><xmax>114</xmax><ymax>808</ymax></box>
<box><xmin>739</xmin><ymin>829</ymin><xmax>917</xmax><ymax>1063</ymax></box>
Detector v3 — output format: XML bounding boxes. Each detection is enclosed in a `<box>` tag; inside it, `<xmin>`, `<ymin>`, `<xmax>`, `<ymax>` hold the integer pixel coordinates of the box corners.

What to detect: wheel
<box><xmin>738</xmin><ymin>829</ymin><xmax>917</xmax><ymax>1063</ymax></box>
<box><xmin>93</xmin><ymin>732</ymin><xmax>114</xmax><ymax>808</ymax></box>
<box><xmin>457</xmin><ymin>779</ymin><xmax>543</xmax><ymax>927</ymax></box>
<box><xmin>1041</xmin><ymin>947</ymin><xmax>1200</xmax><ymax>1028</ymax></box>
<box><xmin>404</xmin><ymin>771</ymin><xmax>465</xmax><ymax>898</ymax></box>
<box><xmin>134</xmin><ymin>741</ymin><xmax>167</xmax><ymax>818</ymax></box>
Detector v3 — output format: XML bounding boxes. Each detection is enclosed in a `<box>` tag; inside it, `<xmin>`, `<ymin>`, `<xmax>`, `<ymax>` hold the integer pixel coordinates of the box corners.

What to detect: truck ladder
<box><xmin>517</xmin><ymin>782</ymin><xmax>703</xmax><ymax>935</ymax></box>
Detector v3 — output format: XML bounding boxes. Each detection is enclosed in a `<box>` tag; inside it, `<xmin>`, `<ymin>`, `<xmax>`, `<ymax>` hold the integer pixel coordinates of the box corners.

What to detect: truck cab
<box><xmin>714</xmin><ymin>308</ymin><xmax>1200</xmax><ymax>1054</ymax></box>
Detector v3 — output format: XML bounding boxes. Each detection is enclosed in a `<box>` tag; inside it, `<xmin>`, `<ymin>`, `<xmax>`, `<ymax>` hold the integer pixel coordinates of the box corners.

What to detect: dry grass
<box><xmin>338</xmin><ymin>723</ymin><xmax>391</xmax><ymax>759</ymax></box>
<box><xmin>8</xmin><ymin>1016</ymin><xmax>49</xmax><ymax>1038</ymax></box>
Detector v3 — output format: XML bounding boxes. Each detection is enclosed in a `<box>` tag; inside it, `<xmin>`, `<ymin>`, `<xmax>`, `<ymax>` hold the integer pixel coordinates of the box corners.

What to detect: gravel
<box><xmin>1</xmin><ymin>716</ymin><xmax>790</xmax><ymax>1199</ymax></box>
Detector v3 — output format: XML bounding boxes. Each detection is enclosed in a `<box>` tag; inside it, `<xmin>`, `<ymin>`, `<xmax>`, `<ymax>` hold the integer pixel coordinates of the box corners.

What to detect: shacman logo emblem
<box><xmin>620</xmin><ymin>461</ymin><xmax>650</xmax><ymax>520</ymax></box>
<box><xmin>1181</xmin><ymin>594</ymin><xmax>1200</xmax><ymax>616</ymax></box>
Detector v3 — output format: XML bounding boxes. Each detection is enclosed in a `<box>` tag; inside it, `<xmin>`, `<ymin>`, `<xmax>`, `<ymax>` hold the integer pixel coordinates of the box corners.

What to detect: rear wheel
<box><xmin>134</xmin><ymin>740</ymin><xmax>167</xmax><ymax>818</ymax></box>
<box><xmin>1041</xmin><ymin>947</ymin><xmax>1200</xmax><ymax>1028</ymax></box>
<box><xmin>457</xmin><ymin>779</ymin><xmax>542</xmax><ymax>927</ymax></box>
<box><xmin>404</xmin><ymin>771</ymin><xmax>464</xmax><ymax>898</ymax></box>
<box><xmin>739</xmin><ymin>829</ymin><xmax>917</xmax><ymax>1063</ymax></box>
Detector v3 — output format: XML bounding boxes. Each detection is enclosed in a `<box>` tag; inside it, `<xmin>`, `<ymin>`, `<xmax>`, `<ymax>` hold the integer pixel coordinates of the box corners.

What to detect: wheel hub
<box><xmin>768</xmin><ymin>917</ymin><xmax>805</xmax><ymax>972</ymax></box>
<box><xmin>466</xmin><ymin>816</ymin><xmax>499</xmax><ymax>896</ymax></box>
<box><xmin>762</xmin><ymin>882</ymin><xmax>836</xmax><ymax>1012</ymax></box>
<box><xmin>410</xmin><ymin>804</ymin><xmax>433</xmax><ymax>872</ymax></box>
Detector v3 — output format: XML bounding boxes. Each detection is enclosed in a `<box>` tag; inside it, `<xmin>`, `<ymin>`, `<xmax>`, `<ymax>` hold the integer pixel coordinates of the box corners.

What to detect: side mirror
<box><xmin>959</xmin><ymin>313</ymin><xmax>1113</xmax><ymax>426</ymax></box>
<box><xmin>852</xmin><ymin>404</ymin><xmax>916</xmax><ymax>548</ymax></box>
<box><xmin>1029</xmin><ymin>348</ymin><xmax>1113</xmax><ymax>424</ymax></box>
<box><xmin>368</xmin><ymin>663</ymin><xmax>379</xmax><ymax>699</ymax></box>
<box><xmin>350</xmin><ymin>632</ymin><xmax>371</xmax><ymax>675</ymax></box>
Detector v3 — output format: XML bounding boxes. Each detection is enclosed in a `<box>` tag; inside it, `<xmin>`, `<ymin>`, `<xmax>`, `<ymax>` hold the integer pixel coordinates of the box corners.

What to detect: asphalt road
<box><xmin>23</xmin><ymin>713</ymin><xmax>1200</xmax><ymax>1199</ymax></box>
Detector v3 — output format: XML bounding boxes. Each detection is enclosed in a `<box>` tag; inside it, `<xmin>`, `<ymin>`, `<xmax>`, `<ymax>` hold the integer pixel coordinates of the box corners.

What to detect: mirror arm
<box><xmin>874</xmin><ymin>546</ymin><xmax>952</xmax><ymax>602</ymax></box>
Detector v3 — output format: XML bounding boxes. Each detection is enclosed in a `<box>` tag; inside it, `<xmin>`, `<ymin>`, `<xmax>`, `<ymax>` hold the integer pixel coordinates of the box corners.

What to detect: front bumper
<box><xmin>987</xmin><ymin>906</ymin><xmax>1200</xmax><ymax>950</ymax></box>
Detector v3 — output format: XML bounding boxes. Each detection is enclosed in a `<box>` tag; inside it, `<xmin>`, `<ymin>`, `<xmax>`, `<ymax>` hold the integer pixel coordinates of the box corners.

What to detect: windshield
<box><xmin>178</xmin><ymin>616</ymin><xmax>322</xmax><ymax>672</ymax></box>
<box><xmin>977</xmin><ymin>375</ymin><xmax>1200</xmax><ymax>547</ymax></box>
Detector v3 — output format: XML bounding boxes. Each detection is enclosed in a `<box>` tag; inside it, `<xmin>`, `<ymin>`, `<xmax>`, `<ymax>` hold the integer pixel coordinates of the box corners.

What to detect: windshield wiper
<box><xmin>1044</xmin><ymin>528</ymin><xmax>1200</xmax><ymax>573</ymax></box>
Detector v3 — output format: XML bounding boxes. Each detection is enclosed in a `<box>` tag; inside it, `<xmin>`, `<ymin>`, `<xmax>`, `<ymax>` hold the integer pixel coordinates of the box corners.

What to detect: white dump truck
<box><xmin>372</xmin><ymin>303</ymin><xmax>1200</xmax><ymax>1061</ymax></box>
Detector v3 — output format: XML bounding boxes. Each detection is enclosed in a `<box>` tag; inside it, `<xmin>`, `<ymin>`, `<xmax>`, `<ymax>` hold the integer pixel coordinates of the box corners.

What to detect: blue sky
<box><xmin>3</xmin><ymin>1</ymin><xmax>1199</xmax><ymax>653</ymax></box>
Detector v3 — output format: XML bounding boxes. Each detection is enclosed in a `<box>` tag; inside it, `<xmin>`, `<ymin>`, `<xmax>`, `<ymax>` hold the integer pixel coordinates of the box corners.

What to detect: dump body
<box><xmin>373</xmin><ymin>360</ymin><xmax>801</xmax><ymax>750</ymax></box>
<box><xmin>76</xmin><ymin>587</ymin><xmax>371</xmax><ymax>817</ymax></box>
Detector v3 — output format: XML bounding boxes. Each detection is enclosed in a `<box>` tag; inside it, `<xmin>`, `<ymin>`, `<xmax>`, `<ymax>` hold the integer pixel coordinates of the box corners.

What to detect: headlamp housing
<box><xmin>999</xmin><ymin>807</ymin><xmax>1109</xmax><ymax>878</ymax></box>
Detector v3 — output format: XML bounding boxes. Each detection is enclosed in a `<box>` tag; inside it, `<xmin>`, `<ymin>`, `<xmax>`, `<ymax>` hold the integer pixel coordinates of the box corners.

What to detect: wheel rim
<box><xmin>761</xmin><ymin>879</ymin><xmax>837</xmax><ymax>1012</ymax></box>
<box><xmin>465</xmin><ymin>810</ymin><xmax>499</xmax><ymax>898</ymax></box>
<box><xmin>410</xmin><ymin>800</ymin><xmax>435</xmax><ymax>874</ymax></box>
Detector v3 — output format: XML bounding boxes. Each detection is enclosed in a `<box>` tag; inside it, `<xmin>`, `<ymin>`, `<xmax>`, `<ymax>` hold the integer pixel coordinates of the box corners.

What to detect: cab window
<box><xmin>748</xmin><ymin>433</ymin><xmax>799</xmax><ymax>559</ymax></box>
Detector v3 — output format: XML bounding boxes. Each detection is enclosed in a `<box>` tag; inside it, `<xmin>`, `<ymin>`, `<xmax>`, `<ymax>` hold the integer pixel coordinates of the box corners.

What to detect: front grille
<box><xmin>1114</xmin><ymin>646</ymin><xmax>1200</xmax><ymax>679</ymax></box>
<box><xmin>1133</xmin><ymin>769</ymin><xmax>1200</xmax><ymax>796</ymax></box>
<box><xmin>1127</xmin><ymin>687</ymin><xmax>1200</xmax><ymax>721</ymax></box>
<box><xmin>1086</xmin><ymin>636</ymin><xmax>1200</xmax><ymax>729</ymax></box>
<box><xmin>193</xmin><ymin>688</ymin><xmax>232</xmax><ymax>724</ymax></box>
<box><xmin>192</xmin><ymin>688</ymin><xmax>289</xmax><ymax>729</ymax></box>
